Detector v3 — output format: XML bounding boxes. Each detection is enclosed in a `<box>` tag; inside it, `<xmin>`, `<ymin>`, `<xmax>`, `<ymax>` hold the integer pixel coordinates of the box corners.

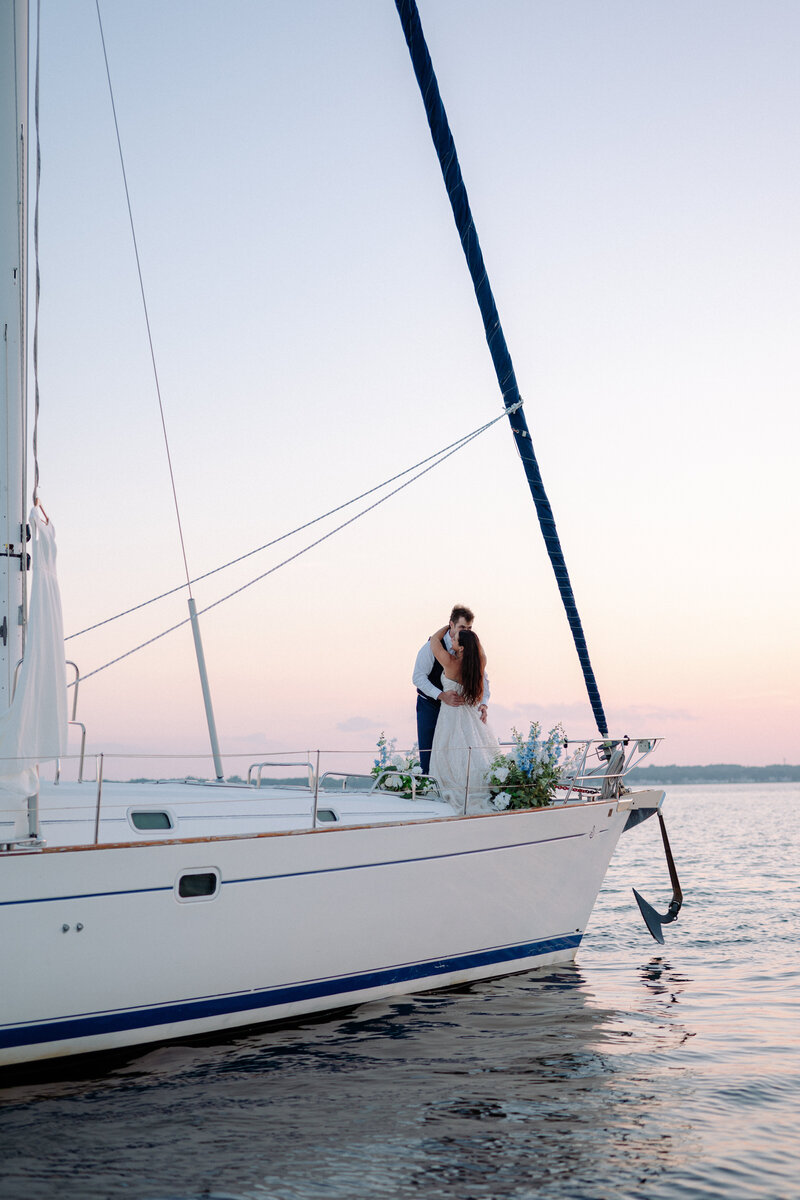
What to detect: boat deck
<box><xmin>1</xmin><ymin>777</ymin><xmax>460</xmax><ymax>849</ymax></box>
<box><xmin>0</xmin><ymin>736</ymin><xmax>664</xmax><ymax>852</ymax></box>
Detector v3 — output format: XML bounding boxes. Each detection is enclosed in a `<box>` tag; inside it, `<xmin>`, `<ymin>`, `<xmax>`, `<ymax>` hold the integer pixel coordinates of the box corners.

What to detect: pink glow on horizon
<box><xmin>29</xmin><ymin>2</ymin><xmax>800</xmax><ymax>774</ymax></box>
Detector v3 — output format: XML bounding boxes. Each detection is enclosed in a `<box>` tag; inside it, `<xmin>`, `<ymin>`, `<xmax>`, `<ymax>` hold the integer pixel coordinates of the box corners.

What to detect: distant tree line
<box><xmin>126</xmin><ymin>767</ymin><xmax>799</xmax><ymax>787</ymax></box>
<box><xmin>626</xmin><ymin>763</ymin><xmax>800</xmax><ymax>784</ymax></box>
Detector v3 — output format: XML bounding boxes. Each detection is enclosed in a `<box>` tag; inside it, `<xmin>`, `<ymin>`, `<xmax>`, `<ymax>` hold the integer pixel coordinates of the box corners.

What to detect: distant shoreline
<box><xmin>130</xmin><ymin>766</ymin><xmax>800</xmax><ymax>787</ymax></box>
<box><xmin>625</xmin><ymin>764</ymin><xmax>800</xmax><ymax>784</ymax></box>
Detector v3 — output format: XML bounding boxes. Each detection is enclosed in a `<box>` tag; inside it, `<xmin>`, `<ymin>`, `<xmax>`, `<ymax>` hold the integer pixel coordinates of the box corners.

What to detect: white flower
<box><xmin>384</xmin><ymin>773</ymin><xmax>400</xmax><ymax>789</ymax></box>
<box><xmin>411</xmin><ymin>765</ymin><xmax>422</xmax><ymax>775</ymax></box>
<box><xmin>493</xmin><ymin>791</ymin><xmax>512</xmax><ymax>810</ymax></box>
<box><xmin>493</xmin><ymin>765</ymin><xmax>510</xmax><ymax>783</ymax></box>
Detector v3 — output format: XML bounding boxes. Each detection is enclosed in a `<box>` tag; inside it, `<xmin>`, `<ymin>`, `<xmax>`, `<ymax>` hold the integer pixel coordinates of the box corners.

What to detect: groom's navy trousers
<box><xmin>416</xmin><ymin>692</ymin><xmax>440</xmax><ymax>776</ymax></box>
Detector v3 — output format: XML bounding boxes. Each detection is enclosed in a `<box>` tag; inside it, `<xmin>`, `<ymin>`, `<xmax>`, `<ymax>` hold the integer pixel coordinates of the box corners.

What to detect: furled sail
<box><xmin>0</xmin><ymin>506</ymin><xmax>68</xmax><ymax>802</ymax></box>
<box><xmin>395</xmin><ymin>0</ymin><xmax>609</xmax><ymax>737</ymax></box>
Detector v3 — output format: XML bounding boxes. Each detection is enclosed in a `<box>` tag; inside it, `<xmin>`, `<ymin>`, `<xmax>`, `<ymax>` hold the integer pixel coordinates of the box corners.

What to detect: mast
<box><xmin>395</xmin><ymin>0</ymin><xmax>609</xmax><ymax>737</ymax></box>
<box><xmin>0</xmin><ymin>0</ymin><xmax>29</xmax><ymax>716</ymax></box>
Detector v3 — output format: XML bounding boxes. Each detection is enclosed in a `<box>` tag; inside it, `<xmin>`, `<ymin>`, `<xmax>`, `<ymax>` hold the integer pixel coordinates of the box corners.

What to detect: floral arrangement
<box><xmin>487</xmin><ymin>722</ymin><xmax>582</xmax><ymax>810</ymax></box>
<box><xmin>370</xmin><ymin>732</ymin><xmax>435</xmax><ymax>797</ymax></box>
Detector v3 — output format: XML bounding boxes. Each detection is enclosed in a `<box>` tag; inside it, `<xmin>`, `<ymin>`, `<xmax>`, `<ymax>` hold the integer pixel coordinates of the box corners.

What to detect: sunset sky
<box><xmin>28</xmin><ymin>0</ymin><xmax>799</xmax><ymax>773</ymax></box>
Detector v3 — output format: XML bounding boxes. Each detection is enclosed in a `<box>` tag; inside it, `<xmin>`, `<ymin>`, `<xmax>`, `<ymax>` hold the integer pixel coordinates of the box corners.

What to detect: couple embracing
<box><xmin>412</xmin><ymin>605</ymin><xmax>499</xmax><ymax>808</ymax></box>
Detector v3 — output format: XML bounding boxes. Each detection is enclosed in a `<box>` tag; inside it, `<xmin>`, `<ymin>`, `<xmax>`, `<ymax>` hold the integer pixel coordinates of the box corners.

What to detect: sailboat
<box><xmin>0</xmin><ymin>1</ymin><xmax>680</xmax><ymax>1069</ymax></box>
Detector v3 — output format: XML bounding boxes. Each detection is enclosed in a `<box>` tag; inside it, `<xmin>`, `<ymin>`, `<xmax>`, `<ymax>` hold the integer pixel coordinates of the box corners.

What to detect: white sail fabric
<box><xmin>0</xmin><ymin>507</ymin><xmax>68</xmax><ymax>799</ymax></box>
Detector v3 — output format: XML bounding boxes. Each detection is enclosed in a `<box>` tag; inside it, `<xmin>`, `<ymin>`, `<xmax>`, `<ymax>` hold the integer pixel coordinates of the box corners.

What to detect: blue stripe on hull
<box><xmin>1</xmin><ymin>932</ymin><xmax>581</xmax><ymax>1050</ymax></box>
<box><xmin>0</xmin><ymin>832</ymin><xmax>585</xmax><ymax>908</ymax></box>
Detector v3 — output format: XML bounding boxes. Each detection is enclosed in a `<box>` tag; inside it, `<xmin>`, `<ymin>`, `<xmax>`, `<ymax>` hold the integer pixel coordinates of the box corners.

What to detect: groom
<box><xmin>412</xmin><ymin>604</ymin><xmax>489</xmax><ymax>775</ymax></box>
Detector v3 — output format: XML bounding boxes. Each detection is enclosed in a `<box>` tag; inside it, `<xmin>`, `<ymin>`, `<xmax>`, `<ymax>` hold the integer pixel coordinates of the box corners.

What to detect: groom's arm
<box><xmin>412</xmin><ymin>639</ymin><xmax>464</xmax><ymax>706</ymax></box>
<box><xmin>412</xmin><ymin>641</ymin><xmax>440</xmax><ymax>701</ymax></box>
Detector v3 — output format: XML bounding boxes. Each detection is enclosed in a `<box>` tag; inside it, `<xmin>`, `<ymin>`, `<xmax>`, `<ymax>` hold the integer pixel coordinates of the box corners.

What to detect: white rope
<box><xmin>65</xmin><ymin>409</ymin><xmax>509</xmax><ymax>641</ymax></box>
<box><xmin>73</xmin><ymin>407</ymin><xmax>512</xmax><ymax>685</ymax></box>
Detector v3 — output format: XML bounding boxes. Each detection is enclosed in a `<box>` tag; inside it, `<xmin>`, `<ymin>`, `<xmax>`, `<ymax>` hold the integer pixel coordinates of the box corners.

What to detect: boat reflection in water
<box><xmin>0</xmin><ymin>962</ymin><xmax>700</xmax><ymax>1200</ymax></box>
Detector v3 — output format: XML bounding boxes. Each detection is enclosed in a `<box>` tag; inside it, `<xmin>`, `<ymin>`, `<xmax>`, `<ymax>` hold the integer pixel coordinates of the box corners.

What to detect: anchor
<box><xmin>633</xmin><ymin>808</ymin><xmax>683</xmax><ymax>944</ymax></box>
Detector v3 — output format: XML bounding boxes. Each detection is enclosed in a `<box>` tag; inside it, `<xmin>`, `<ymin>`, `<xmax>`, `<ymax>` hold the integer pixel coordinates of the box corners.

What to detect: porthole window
<box><xmin>316</xmin><ymin>809</ymin><xmax>339</xmax><ymax>823</ymax></box>
<box><xmin>130</xmin><ymin>809</ymin><xmax>174</xmax><ymax>831</ymax></box>
<box><xmin>176</xmin><ymin>869</ymin><xmax>220</xmax><ymax>901</ymax></box>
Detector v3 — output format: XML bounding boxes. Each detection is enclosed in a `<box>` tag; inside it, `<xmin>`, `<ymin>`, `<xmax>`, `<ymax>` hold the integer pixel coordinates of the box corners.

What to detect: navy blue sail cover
<box><xmin>395</xmin><ymin>0</ymin><xmax>609</xmax><ymax>738</ymax></box>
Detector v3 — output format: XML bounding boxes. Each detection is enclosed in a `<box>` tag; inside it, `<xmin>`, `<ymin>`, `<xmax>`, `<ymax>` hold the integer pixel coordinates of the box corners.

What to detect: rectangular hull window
<box><xmin>177</xmin><ymin>871</ymin><xmax>220</xmax><ymax>900</ymax></box>
<box><xmin>130</xmin><ymin>810</ymin><xmax>173</xmax><ymax>831</ymax></box>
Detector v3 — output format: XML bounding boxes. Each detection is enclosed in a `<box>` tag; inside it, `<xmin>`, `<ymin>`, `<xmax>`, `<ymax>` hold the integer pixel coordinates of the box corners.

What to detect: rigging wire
<box><xmin>72</xmin><ymin>405</ymin><xmax>516</xmax><ymax>685</ymax></box>
<box><xmin>31</xmin><ymin>0</ymin><xmax>41</xmax><ymax>505</ymax></box>
<box><xmin>94</xmin><ymin>0</ymin><xmax>193</xmax><ymax>596</ymax></box>
<box><xmin>64</xmin><ymin>409</ymin><xmax>512</xmax><ymax>642</ymax></box>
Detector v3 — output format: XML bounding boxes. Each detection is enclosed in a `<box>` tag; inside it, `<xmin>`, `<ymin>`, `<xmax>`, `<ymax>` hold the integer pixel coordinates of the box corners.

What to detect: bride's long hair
<box><xmin>457</xmin><ymin>629</ymin><xmax>483</xmax><ymax>705</ymax></box>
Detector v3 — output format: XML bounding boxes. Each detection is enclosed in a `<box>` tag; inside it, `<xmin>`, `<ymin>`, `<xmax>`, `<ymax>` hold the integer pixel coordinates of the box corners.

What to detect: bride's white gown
<box><xmin>430</xmin><ymin>677</ymin><xmax>499</xmax><ymax>810</ymax></box>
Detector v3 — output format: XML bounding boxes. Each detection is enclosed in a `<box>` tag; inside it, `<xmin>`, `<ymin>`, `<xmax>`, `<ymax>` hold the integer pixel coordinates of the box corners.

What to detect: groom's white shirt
<box><xmin>412</xmin><ymin>631</ymin><xmax>491</xmax><ymax>704</ymax></box>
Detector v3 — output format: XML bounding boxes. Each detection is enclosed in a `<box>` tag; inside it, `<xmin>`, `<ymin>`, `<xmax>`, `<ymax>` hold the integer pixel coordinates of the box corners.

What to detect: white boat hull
<box><xmin>0</xmin><ymin>793</ymin><xmax>659</xmax><ymax>1067</ymax></box>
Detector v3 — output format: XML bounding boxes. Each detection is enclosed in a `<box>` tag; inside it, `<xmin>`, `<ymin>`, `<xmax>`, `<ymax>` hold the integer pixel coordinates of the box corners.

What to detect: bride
<box><xmin>428</xmin><ymin>625</ymin><xmax>499</xmax><ymax>809</ymax></box>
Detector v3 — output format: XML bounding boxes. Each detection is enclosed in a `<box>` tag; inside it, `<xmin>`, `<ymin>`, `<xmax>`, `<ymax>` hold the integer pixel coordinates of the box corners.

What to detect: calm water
<box><xmin>1</xmin><ymin>784</ymin><xmax>798</xmax><ymax>1200</ymax></box>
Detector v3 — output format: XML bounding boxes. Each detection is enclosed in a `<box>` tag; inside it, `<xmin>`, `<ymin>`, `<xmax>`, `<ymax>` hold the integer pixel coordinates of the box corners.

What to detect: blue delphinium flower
<box><xmin>373</xmin><ymin>732</ymin><xmax>396</xmax><ymax>772</ymax></box>
<box><xmin>495</xmin><ymin>721</ymin><xmax>569</xmax><ymax>809</ymax></box>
